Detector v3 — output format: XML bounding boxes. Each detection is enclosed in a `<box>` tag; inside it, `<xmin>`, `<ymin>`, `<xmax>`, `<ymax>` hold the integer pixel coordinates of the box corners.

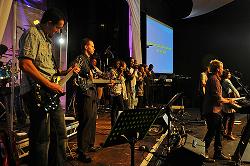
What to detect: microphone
<box><xmin>232</xmin><ymin>75</ymin><xmax>240</xmax><ymax>80</ymax></box>
<box><xmin>104</xmin><ymin>45</ymin><xmax>111</xmax><ymax>55</ymax></box>
<box><xmin>234</xmin><ymin>70</ymin><xmax>242</xmax><ymax>75</ymax></box>
<box><xmin>93</xmin><ymin>52</ymin><xmax>99</xmax><ymax>57</ymax></box>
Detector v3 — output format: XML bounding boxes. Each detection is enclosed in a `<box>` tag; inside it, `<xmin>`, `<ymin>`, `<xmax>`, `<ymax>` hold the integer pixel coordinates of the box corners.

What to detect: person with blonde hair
<box><xmin>202</xmin><ymin>59</ymin><xmax>234</xmax><ymax>161</ymax></box>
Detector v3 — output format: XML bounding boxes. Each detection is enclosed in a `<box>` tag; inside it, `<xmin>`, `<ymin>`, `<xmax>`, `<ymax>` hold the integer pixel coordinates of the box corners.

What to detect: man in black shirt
<box><xmin>72</xmin><ymin>38</ymin><xmax>100</xmax><ymax>163</ymax></box>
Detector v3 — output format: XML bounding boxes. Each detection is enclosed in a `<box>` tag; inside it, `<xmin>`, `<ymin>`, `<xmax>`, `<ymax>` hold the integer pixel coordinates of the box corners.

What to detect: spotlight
<box><xmin>33</xmin><ymin>20</ymin><xmax>40</xmax><ymax>25</ymax></box>
<box><xmin>58</xmin><ymin>37</ymin><xmax>65</xmax><ymax>44</ymax></box>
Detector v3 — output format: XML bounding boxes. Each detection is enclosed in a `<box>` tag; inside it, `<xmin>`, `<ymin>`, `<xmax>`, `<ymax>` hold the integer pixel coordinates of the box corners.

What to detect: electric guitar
<box><xmin>32</xmin><ymin>68</ymin><xmax>76</xmax><ymax>112</ymax></box>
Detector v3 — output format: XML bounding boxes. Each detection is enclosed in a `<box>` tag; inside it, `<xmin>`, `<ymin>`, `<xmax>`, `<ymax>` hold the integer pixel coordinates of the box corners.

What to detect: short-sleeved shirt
<box><xmin>19</xmin><ymin>25</ymin><xmax>57</xmax><ymax>95</ymax></box>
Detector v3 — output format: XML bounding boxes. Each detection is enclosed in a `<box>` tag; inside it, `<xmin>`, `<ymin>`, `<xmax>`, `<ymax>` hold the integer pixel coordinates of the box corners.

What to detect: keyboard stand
<box><xmin>232</xmin><ymin>116</ymin><xmax>250</xmax><ymax>165</ymax></box>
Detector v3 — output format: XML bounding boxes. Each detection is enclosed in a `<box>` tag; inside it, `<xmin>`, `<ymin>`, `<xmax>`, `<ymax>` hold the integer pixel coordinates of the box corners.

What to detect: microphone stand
<box><xmin>105</xmin><ymin>50</ymin><xmax>114</xmax><ymax>73</ymax></box>
<box><xmin>234</xmin><ymin>77</ymin><xmax>250</xmax><ymax>98</ymax></box>
<box><xmin>232</xmin><ymin>77</ymin><xmax>250</xmax><ymax>165</ymax></box>
<box><xmin>234</xmin><ymin>77</ymin><xmax>250</xmax><ymax>122</ymax></box>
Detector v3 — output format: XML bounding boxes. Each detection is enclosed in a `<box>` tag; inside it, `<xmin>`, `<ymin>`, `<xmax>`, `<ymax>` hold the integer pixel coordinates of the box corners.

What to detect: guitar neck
<box><xmin>58</xmin><ymin>69</ymin><xmax>74</xmax><ymax>86</ymax></box>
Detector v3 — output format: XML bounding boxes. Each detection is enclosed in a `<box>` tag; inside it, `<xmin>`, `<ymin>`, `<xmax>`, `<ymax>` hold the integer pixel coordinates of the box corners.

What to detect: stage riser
<box><xmin>15</xmin><ymin>120</ymin><xmax>79</xmax><ymax>159</ymax></box>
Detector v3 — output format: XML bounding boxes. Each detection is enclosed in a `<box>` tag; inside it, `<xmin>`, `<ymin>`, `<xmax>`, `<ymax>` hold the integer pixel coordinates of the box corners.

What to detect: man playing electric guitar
<box><xmin>71</xmin><ymin>38</ymin><xmax>102</xmax><ymax>163</ymax></box>
<box><xmin>18</xmin><ymin>8</ymin><xmax>80</xmax><ymax>166</ymax></box>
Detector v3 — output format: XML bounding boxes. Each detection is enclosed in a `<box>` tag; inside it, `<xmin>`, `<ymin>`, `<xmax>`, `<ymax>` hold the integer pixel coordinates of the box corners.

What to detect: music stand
<box><xmin>102</xmin><ymin>93</ymin><xmax>183</xmax><ymax>166</ymax></box>
<box><xmin>102</xmin><ymin>108</ymin><xmax>160</xmax><ymax>166</ymax></box>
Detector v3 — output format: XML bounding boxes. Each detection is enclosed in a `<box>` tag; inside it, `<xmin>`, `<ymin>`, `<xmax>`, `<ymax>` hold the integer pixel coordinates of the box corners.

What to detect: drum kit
<box><xmin>0</xmin><ymin>61</ymin><xmax>15</xmax><ymax>86</ymax></box>
<box><xmin>0</xmin><ymin>44</ymin><xmax>20</xmax><ymax>122</ymax></box>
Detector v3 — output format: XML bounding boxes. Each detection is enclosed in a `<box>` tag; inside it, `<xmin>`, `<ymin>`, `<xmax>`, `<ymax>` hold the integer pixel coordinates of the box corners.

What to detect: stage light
<box><xmin>33</xmin><ymin>20</ymin><xmax>40</xmax><ymax>25</ymax></box>
<box><xmin>58</xmin><ymin>37</ymin><xmax>65</xmax><ymax>44</ymax></box>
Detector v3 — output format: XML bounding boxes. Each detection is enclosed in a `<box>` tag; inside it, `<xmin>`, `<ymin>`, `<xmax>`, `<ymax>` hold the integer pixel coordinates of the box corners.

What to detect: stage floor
<box><xmin>13</xmin><ymin>107</ymin><xmax>250</xmax><ymax>166</ymax></box>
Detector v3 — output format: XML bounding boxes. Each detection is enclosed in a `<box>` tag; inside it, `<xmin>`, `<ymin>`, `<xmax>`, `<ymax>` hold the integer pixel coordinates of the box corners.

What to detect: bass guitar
<box><xmin>32</xmin><ymin>68</ymin><xmax>76</xmax><ymax>112</ymax></box>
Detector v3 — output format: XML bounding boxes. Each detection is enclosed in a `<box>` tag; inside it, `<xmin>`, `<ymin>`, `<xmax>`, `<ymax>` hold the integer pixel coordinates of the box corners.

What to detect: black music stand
<box><xmin>102</xmin><ymin>108</ymin><xmax>160</xmax><ymax>166</ymax></box>
<box><xmin>102</xmin><ymin>93</ymin><xmax>183</xmax><ymax>166</ymax></box>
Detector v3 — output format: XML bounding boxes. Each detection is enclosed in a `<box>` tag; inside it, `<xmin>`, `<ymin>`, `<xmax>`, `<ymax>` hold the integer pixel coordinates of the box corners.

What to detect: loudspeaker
<box><xmin>166</xmin><ymin>134</ymin><xmax>205</xmax><ymax>166</ymax></box>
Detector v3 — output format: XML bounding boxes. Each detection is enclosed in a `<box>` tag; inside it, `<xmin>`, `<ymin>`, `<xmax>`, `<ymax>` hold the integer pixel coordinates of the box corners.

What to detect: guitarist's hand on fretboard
<box><xmin>74</xmin><ymin>65</ymin><xmax>81</xmax><ymax>74</ymax></box>
<box><xmin>67</xmin><ymin>63</ymin><xmax>80</xmax><ymax>75</ymax></box>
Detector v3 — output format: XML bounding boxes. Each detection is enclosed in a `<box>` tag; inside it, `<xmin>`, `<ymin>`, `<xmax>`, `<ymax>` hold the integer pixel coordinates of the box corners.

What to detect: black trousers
<box><xmin>203</xmin><ymin>113</ymin><xmax>223</xmax><ymax>152</ymax></box>
<box><xmin>76</xmin><ymin>87</ymin><xmax>97</xmax><ymax>153</ymax></box>
<box><xmin>110</xmin><ymin>94</ymin><xmax>124</xmax><ymax>127</ymax></box>
<box><xmin>222</xmin><ymin>112</ymin><xmax>235</xmax><ymax>134</ymax></box>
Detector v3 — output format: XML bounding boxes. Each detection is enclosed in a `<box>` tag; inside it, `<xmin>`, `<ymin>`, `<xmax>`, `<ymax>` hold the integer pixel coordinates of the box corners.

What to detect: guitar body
<box><xmin>30</xmin><ymin>67</ymin><xmax>76</xmax><ymax>112</ymax></box>
<box><xmin>32</xmin><ymin>83</ymin><xmax>61</xmax><ymax>112</ymax></box>
<box><xmin>77</xmin><ymin>77</ymin><xmax>95</xmax><ymax>94</ymax></box>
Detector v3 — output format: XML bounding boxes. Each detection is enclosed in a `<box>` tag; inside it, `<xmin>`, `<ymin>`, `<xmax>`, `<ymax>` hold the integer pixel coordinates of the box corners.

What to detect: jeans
<box><xmin>22</xmin><ymin>91</ymin><xmax>67</xmax><ymax>166</ymax></box>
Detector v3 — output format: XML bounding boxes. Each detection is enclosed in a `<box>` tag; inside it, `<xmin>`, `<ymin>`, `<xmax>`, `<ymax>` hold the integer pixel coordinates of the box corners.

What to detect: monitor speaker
<box><xmin>166</xmin><ymin>134</ymin><xmax>205</xmax><ymax>165</ymax></box>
